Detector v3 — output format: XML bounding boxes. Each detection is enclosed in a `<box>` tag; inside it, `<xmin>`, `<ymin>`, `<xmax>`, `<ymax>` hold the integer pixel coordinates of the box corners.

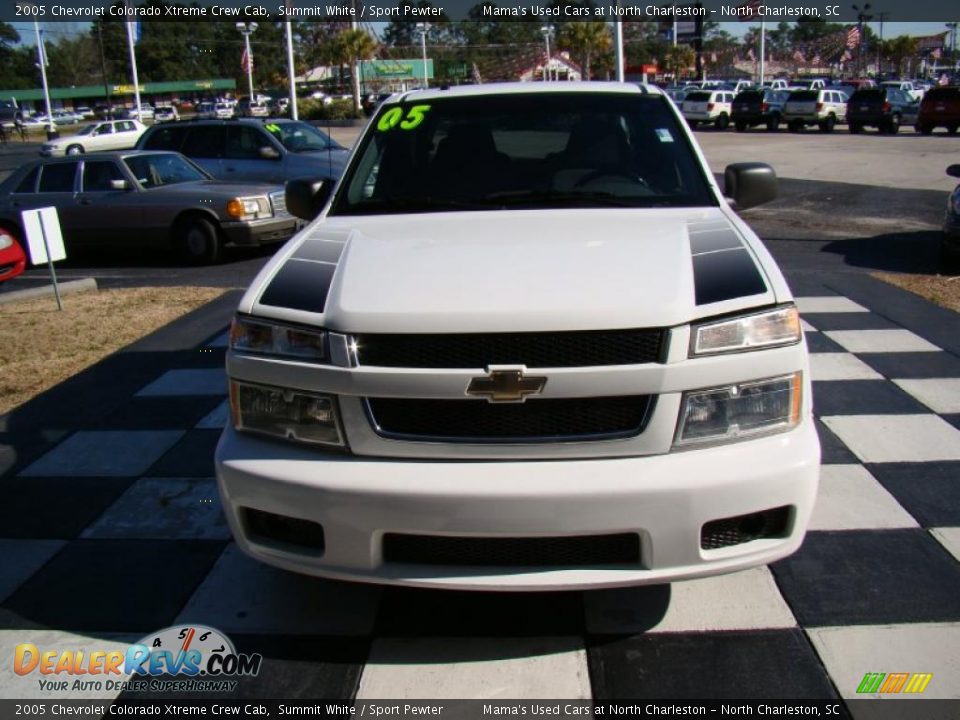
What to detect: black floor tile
<box><xmin>812</xmin><ymin>380</ymin><xmax>929</xmax><ymax>416</ymax></box>
<box><xmin>857</xmin><ymin>352</ymin><xmax>960</xmax><ymax>380</ymax></box>
<box><xmin>0</xmin><ymin>476</ymin><xmax>134</xmax><ymax>539</ymax></box>
<box><xmin>88</xmin><ymin>396</ymin><xmax>223</xmax><ymax>431</ymax></box>
<box><xmin>805</xmin><ymin>332</ymin><xmax>847</xmax><ymax>354</ymax></box>
<box><xmin>588</xmin><ymin>629</ymin><xmax>837</xmax><ymax>699</ymax></box>
<box><xmin>146</xmin><ymin>430</ymin><xmax>221</xmax><ymax>477</ymax></box>
<box><xmin>815</xmin><ymin>419</ymin><xmax>858</xmax><ymax>464</ymax></box>
<box><xmin>375</xmin><ymin>587</ymin><xmax>584</xmax><ymax>637</ymax></box>
<box><xmin>2</xmin><ymin>539</ymin><xmax>226</xmax><ymax>632</ymax></box>
<box><xmin>868</xmin><ymin>462</ymin><xmax>960</xmax><ymax>527</ymax></box>
<box><xmin>771</xmin><ymin>530</ymin><xmax>960</xmax><ymax>626</ymax></box>
<box><xmin>945</xmin><ymin>414</ymin><xmax>960</xmax><ymax>432</ymax></box>
<box><xmin>802</xmin><ymin>313</ymin><xmax>898</xmax><ymax>332</ymax></box>
<box><xmin>118</xmin><ymin>636</ymin><xmax>368</xmax><ymax>700</ymax></box>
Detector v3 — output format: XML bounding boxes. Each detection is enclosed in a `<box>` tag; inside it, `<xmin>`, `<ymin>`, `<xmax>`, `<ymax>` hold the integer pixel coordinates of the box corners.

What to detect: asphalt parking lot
<box><xmin>0</xmin><ymin>125</ymin><xmax>958</xmax><ymax>704</ymax></box>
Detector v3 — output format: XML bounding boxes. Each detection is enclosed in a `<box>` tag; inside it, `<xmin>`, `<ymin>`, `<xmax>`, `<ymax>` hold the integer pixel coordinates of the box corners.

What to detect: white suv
<box><xmin>682</xmin><ymin>89</ymin><xmax>736</xmax><ymax>129</ymax></box>
<box><xmin>783</xmin><ymin>89</ymin><xmax>848</xmax><ymax>132</ymax></box>
<box><xmin>216</xmin><ymin>83</ymin><xmax>820</xmax><ymax>590</ymax></box>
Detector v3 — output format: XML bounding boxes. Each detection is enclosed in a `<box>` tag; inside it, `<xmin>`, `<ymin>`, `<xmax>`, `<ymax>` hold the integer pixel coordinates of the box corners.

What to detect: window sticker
<box><xmin>265</xmin><ymin>123</ymin><xmax>281</xmax><ymax>134</ymax></box>
<box><xmin>377</xmin><ymin>105</ymin><xmax>431</xmax><ymax>132</ymax></box>
<box><xmin>656</xmin><ymin>128</ymin><xmax>674</xmax><ymax>143</ymax></box>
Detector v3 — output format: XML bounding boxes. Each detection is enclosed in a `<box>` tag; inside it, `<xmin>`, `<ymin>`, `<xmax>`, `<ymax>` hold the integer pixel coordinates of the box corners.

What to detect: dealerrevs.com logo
<box><xmin>14</xmin><ymin>625</ymin><xmax>262</xmax><ymax>693</ymax></box>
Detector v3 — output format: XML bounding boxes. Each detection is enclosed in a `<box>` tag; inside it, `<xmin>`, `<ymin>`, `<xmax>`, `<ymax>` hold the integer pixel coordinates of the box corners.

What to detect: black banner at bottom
<box><xmin>4</xmin><ymin>699</ymin><xmax>959</xmax><ymax>720</ymax></box>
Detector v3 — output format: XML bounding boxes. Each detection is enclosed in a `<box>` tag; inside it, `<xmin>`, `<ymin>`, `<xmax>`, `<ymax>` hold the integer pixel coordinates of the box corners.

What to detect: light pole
<box><xmin>416</xmin><ymin>23</ymin><xmax>430</xmax><ymax>88</ymax></box>
<box><xmin>852</xmin><ymin>4</ymin><xmax>872</xmax><ymax>75</ymax></box>
<box><xmin>541</xmin><ymin>25</ymin><xmax>554</xmax><ymax>81</ymax></box>
<box><xmin>875</xmin><ymin>11</ymin><xmax>889</xmax><ymax>76</ymax></box>
<box><xmin>32</xmin><ymin>21</ymin><xmax>55</xmax><ymax>139</ymax></box>
<box><xmin>236</xmin><ymin>22</ymin><xmax>258</xmax><ymax>101</ymax></box>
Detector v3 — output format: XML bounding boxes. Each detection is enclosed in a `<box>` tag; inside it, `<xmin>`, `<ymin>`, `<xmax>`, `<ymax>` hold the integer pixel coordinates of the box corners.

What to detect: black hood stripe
<box><xmin>692</xmin><ymin>248</ymin><xmax>767</xmax><ymax>306</ymax></box>
<box><xmin>259</xmin><ymin>258</ymin><xmax>337</xmax><ymax>314</ymax></box>
<box><xmin>293</xmin><ymin>239</ymin><xmax>347</xmax><ymax>264</ymax></box>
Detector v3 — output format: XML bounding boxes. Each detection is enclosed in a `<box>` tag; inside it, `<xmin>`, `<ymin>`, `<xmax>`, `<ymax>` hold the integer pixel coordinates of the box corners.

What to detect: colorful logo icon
<box><xmin>856</xmin><ymin>672</ymin><xmax>933</xmax><ymax>694</ymax></box>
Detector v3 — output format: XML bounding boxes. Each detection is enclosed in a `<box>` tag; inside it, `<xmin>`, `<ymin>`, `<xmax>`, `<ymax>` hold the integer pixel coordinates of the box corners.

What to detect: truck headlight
<box><xmin>230</xmin><ymin>380</ymin><xmax>343</xmax><ymax>447</ymax></box>
<box><xmin>230</xmin><ymin>316</ymin><xmax>327</xmax><ymax>361</ymax></box>
<box><xmin>674</xmin><ymin>373</ymin><xmax>802</xmax><ymax>448</ymax></box>
<box><xmin>691</xmin><ymin>306</ymin><xmax>800</xmax><ymax>356</ymax></box>
<box><xmin>226</xmin><ymin>196</ymin><xmax>273</xmax><ymax>220</ymax></box>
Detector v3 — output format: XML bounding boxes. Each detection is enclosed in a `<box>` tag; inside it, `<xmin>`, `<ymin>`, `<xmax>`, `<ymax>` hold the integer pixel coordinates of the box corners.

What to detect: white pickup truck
<box><xmin>216</xmin><ymin>83</ymin><xmax>820</xmax><ymax>591</ymax></box>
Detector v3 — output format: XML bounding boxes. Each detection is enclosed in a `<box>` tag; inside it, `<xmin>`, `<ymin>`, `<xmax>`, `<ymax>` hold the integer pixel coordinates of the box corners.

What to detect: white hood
<box><xmin>249</xmin><ymin>208</ymin><xmax>778</xmax><ymax>333</ymax></box>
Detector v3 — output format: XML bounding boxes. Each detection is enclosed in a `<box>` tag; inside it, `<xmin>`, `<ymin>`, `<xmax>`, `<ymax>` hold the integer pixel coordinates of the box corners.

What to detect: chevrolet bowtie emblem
<box><xmin>466</xmin><ymin>367</ymin><xmax>547</xmax><ymax>403</ymax></box>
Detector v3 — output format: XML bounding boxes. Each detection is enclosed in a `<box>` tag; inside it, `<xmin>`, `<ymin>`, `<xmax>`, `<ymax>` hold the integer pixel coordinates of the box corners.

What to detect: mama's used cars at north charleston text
<box><xmin>216</xmin><ymin>83</ymin><xmax>820</xmax><ymax>590</ymax></box>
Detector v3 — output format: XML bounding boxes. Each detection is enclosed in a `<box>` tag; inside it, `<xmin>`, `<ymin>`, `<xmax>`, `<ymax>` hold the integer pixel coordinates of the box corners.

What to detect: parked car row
<box><xmin>680</xmin><ymin>84</ymin><xmax>959</xmax><ymax>135</ymax></box>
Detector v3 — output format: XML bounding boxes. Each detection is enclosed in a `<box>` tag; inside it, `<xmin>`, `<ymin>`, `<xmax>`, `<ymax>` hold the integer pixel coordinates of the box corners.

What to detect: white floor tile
<box><xmin>356</xmin><ymin>637</ymin><xmax>590</xmax><ymax>700</ymax></box>
<box><xmin>808</xmin><ymin>623</ymin><xmax>960</xmax><ymax>699</ymax></box>
<box><xmin>801</xmin><ymin>319</ymin><xmax>817</xmax><ymax>333</ymax></box>
<box><xmin>795</xmin><ymin>297</ymin><xmax>868</xmax><ymax>314</ymax></box>
<box><xmin>19</xmin><ymin>430</ymin><xmax>184</xmax><ymax>477</ymax></box>
<box><xmin>824</xmin><ymin>329</ymin><xmax>940</xmax><ymax>354</ymax></box>
<box><xmin>584</xmin><ymin>567</ymin><xmax>795</xmax><ymax>634</ymax></box>
<box><xmin>930</xmin><ymin>528</ymin><xmax>960</xmax><ymax>562</ymax></box>
<box><xmin>821</xmin><ymin>415</ymin><xmax>960</xmax><ymax>463</ymax></box>
<box><xmin>136</xmin><ymin>369</ymin><xmax>227</xmax><ymax>397</ymax></box>
<box><xmin>810</xmin><ymin>354</ymin><xmax>883</xmax><ymax>381</ymax></box>
<box><xmin>195</xmin><ymin>400</ymin><xmax>229</xmax><ymax>429</ymax></box>
<box><xmin>81</xmin><ymin>478</ymin><xmax>229</xmax><ymax>540</ymax></box>
<box><xmin>0</xmin><ymin>540</ymin><xmax>65</xmax><ymax>603</ymax></box>
<box><xmin>809</xmin><ymin>465</ymin><xmax>918</xmax><ymax>531</ymax></box>
<box><xmin>893</xmin><ymin>379</ymin><xmax>960</xmax><ymax>414</ymax></box>
<box><xmin>176</xmin><ymin>544</ymin><xmax>381</xmax><ymax>636</ymax></box>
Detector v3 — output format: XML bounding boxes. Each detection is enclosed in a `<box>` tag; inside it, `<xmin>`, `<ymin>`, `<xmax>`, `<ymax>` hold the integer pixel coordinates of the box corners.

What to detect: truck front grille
<box><xmin>354</xmin><ymin>329</ymin><xmax>665</xmax><ymax>368</ymax></box>
<box><xmin>366</xmin><ymin>396</ymin><xmax>654</xmax><ymax>443</ymax></box>
<box><xmin>383</xmin><ymin>532</ymin><xmax>641</xmax><ymax>567</ymax></box>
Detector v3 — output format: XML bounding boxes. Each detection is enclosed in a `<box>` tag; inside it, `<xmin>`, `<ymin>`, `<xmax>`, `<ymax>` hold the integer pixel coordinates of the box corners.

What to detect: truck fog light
<box><xmin>229</xmin><ymin>380</ymin><xmax>343</xmax><ymax>447</ymax></box>
<box><xmin>674</xmin><ymin>372</ymin><xmax>801</xmax><ymax>448</ymax></box>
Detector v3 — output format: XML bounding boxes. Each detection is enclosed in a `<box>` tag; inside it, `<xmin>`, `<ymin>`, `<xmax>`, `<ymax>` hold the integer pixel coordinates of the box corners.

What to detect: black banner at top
<box><xmin>2</xmin><ymin>0</ymin><xmax>959</xmax><ymax>23</ymax></box>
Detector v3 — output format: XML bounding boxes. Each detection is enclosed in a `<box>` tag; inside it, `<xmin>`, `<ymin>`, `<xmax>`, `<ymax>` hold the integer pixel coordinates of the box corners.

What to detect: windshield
<box><xmin>123</xmin><ymin>153</ymin><xmax>208</xmax><ymax>189</ymax></box>
<box><xmin>330</xmin><ymin>92</ymin><xmax>715</xmax><ymax>217</ymax></box>
<box><xmin>76</xmin><ymin>124</ymin><xmax>97</xmax><ymax>136</ymax></box>
<box><xmin>263</xmin><ymin>121</ymin><xmax>337</xmax><ymax>152</ymax></box>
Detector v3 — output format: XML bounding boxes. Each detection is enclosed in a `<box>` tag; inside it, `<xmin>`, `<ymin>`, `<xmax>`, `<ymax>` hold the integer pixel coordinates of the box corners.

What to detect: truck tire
<box><xmin>819</xmin><ymin>116</ymin><xmax>836</xmax><ymax>133</ymax></box>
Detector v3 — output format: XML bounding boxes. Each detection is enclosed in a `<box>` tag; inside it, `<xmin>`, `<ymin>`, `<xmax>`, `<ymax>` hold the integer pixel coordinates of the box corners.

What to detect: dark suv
<box><xmin>917</xmin><ymin>86</ymin><xmax>960</xmax><ymax>135</ymax></box>
<box><xmin>846</xmin><ymin>87</ymin><xmax>918</xmax><ymax>134</ymax></box>
<box><xmin>136</xmin><ymin>118</ymin><xmax>350</xmax><ymax>184</ymax></box>
<box><xmin>732</xmin><ymin>88</ymin><xmax>789</xmax><ymax>132</ymax></box>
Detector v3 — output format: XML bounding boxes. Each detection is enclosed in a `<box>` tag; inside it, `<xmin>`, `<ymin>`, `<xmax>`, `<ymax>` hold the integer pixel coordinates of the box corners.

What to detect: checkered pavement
<box><xmin>1</xmin><ymin>279</ymin><xmax>958</xmax><ymax>703</ymax></box>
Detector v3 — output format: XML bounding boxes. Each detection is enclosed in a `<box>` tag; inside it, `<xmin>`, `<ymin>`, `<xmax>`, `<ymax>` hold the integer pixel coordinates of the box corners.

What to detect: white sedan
<box><xmin>40</xmin><ymin>119</ymin><xmax>147</xmax><ymax>157</ymax></box>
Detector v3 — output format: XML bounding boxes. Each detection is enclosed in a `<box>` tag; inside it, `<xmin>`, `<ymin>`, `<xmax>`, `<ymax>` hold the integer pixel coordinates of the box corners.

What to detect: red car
<box><xmin>0</xmin><ymin>229</ymin><xmax>26</xmax><ymax>282</ymax></box>
<box><xmin>917</xmin><ymin>86</ymin><xmax>960</xmax><ymax>135</ymax></box>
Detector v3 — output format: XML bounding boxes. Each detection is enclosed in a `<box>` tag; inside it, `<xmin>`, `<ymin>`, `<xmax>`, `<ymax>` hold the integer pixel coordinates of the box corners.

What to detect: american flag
<box><xmin>737</xmin><ymin>0</ymin><xmax>762</xmax><ymax>21</ymax></box>
<box><xmin>241</xmin><ymin>47</ymin><xmax>253</xmax><ymax>73</ymax></box>
<box><xmin>846</xmin><ymin>26</ymin><xmax>860</xmax><ymax>49</ymax></box>
<box><xmin>842</xmin><ymin>49</ymin><xmax>852</xmax><ymax>62</ymax></box>
<box><xmin>793</xmin><ymin>50</ymin><xmax>805</xmax><ymax>63</ymax></box>
<box><xmin>747</xmin><ymin>47</ymin><xmax>755</xmax><ymax>61</ymax></box>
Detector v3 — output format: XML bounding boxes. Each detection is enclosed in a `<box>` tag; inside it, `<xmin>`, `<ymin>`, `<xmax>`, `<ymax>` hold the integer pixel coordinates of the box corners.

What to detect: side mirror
<box><xmin>259</xmin><ymin>146</ymin><xmax>281</xmax><ymax>160</ymax></box>
<box><xmin>109</xmin><ymin>179</ymin><xmax>130</xmax><ymax>191</ymax></box>
<box><xmin>724</xmin><ymin>162</ymin><xmax>777</xmax><ymax>210</ymax></box>
<box><xmin>285</xmin><ymin>178</ymin><xmax>332</xmax><ymax>221</ymax></box>
<box><xmin>947</xmin><ymin>165</ymin><xmax>960</xmax><ymax>179</ymax></box>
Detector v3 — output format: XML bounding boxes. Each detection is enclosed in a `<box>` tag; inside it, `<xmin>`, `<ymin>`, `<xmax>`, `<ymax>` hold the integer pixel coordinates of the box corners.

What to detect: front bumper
<box><xmin>221</xmin><ymin>216</ymin><xmax>301</xmax><ymax>246</ymax></box>
<box><xmin>215</xmin><ymin>422</ymin><xmax>820</xmax><ymax>591</ymax></box>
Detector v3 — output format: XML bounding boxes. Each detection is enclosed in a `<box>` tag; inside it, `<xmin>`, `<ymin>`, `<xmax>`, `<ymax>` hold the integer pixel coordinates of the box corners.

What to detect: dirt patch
<box><xmin>0</xmin><ymin>286</ymin><xmax>226</xmax><ymax>415</ymax></box>
<box><xmin>873</xmin><ymin>271</ymin><xmax>960</xmax><ymax>314</ymax></box>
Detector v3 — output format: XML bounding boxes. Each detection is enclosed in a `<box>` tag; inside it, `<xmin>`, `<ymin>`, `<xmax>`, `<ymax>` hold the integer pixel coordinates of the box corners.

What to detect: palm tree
<box><xmin>333</xmin><ymin>29</ymin><xmax>378</xmax><ymax>114</ymax></box>
<box><xmin>559</xmin><ymin>22</ymin><xmax>611</xmax><ymax>81</ymax></box>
